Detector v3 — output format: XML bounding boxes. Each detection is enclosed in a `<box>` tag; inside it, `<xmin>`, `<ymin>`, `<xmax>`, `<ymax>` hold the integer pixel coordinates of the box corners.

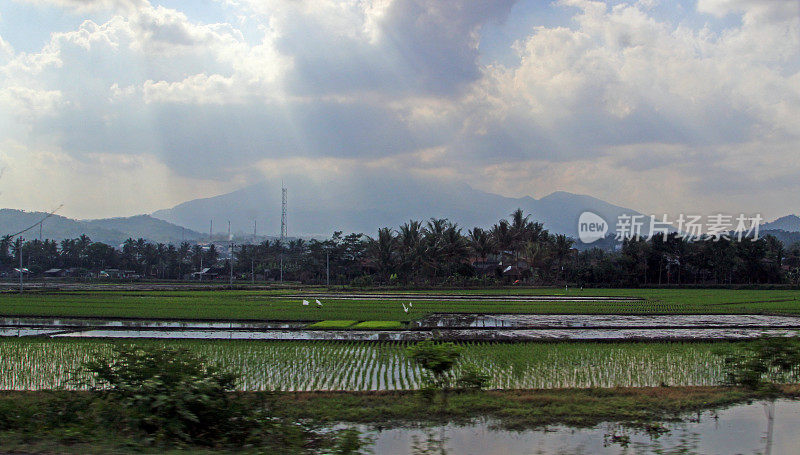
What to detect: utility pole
<box><xmin>280</xmin><ymin>182</ymin><xmax>287</xmax><ymax>284</ymax></box>
<box><xmin>326</xmin><ymin>250</ymin><xmax>330</xmax><ymax>287</ymax></box>
<box><xmin>228</xmin><ymin>220</ymin><xmax>233</xmax><ymax>289</ymax></box>
<box><xmin>209</xmin><ymin>220</ymin><xmax>213</xmax><ymax>242</ymax></box>
<box><xmin>252</xmin><ymin>220</ymin><xmax>257</xmax><ymax>285</ymax></box>
<box><xmin>18</xmin><ymin>238</ymin><xmax>23</xmax><ymax>294</ymax></box>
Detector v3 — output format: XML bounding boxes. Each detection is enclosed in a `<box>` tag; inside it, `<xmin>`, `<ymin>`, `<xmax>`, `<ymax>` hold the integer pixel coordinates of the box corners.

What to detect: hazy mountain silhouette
<box><xmin>151</xmin><ymin>175</ymin><xmax>649</xmax><ymax>239</ymax></box>
<box><xmin>0</xmin><ymin>210</ymin><xmax>202</xmax><ymax>245</ymax></box>
<box><xmin>762</xmin><ymin>215</ymin><xmax>800</xmax><ymax>232</ymax></box>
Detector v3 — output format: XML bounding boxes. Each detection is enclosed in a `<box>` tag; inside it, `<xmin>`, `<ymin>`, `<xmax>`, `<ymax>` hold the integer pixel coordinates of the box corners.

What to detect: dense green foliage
<box><xmin>0</xmin><ymin>349</ymin><xmax>366</xmax><ymax>454</ymax></box>
<box><xmin>4</xmin><ymin>208</ymin><xmax>800</xmax><ymax>285</ymax></box>
<box><xmin>82</xmin><ymin>345</ymin><xmax>251</xmax><ymax>445</ymax></box>
<box><xmin>721</xmin><ymin>337</ymin><xmax>800</xmax><ymax>389</ymax></box>
<box><xmin>407</xmin><ymin>341</ymin><xmax>461</xmax><ymax>389</ymax></box>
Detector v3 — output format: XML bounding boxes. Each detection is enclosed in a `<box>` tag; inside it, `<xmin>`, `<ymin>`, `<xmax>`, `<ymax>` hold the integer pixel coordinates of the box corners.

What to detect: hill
<box><xmin>762</xmin><ymin>215</ymin><xmax>800</xmax><ymax>232</ymax></box>
<box><xmin>0</xmin><ymin>210</ymin><xmax>201</xmax><ymax>245</ymax></box>
<box><xmin>151</xmin><ymin>174</ymin><xmax>649</xmax><ymax>241</ymax></box>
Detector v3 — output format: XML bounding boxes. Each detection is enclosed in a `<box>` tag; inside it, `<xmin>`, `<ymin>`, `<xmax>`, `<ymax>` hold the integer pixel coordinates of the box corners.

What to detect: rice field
<box><xmin>0</xmin><ymin>338</ymin><xmax>772</xmax><ymax>392</ymax></box>
<box><xmin>1</xmin><ymin>288</ymin><xmax>799</xmax><ymax>321</ymax></box>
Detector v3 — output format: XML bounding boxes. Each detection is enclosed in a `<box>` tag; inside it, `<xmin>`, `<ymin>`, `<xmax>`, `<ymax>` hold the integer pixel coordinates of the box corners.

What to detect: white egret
<box><xmin>316</xmin><ymin>299</ymin><xmax>323</xmax><ymax>308</ymax></box>
<box><xmin>302</xmin><ymin>300</ymin><xmax>309</xmax><ymax>306</ymax></box>
<box><xmin>402</xmin><ymin>303</ymin><xmax>409</xmax><ymax>313</ymax></box>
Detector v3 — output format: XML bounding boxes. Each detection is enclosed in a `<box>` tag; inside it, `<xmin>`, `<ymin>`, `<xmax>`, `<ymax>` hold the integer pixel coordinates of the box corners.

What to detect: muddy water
<box><xmin>49</xmin><ymin>327</ymin><xmax>800</xmax><ymax>341</ymax></box>
<box><xmin>3</xmin><ymin>315</ymin><xmax>800</xmax><ymax>341</ymax></box>
<box><xmin>413</xmin><ymin>313</ymin><xmax>800</xmax><ymax>329</ymax></box>
<box><xmin>357</xmin><ymin>399</ymin><xmax>800</xmax><ymax>454</ymax></box>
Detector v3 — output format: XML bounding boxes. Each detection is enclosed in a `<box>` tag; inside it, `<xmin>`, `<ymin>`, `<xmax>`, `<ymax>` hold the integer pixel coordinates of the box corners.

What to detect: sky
<box><xmin>0</xmin><ymin>0</ymin><xmax>798</xmax><ymax>221</ymax></box>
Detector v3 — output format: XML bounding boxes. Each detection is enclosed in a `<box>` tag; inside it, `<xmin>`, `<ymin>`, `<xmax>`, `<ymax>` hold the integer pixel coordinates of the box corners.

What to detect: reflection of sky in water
<box><xmin>415</xmin><ymin>314</ymin><xmax>800</xmax><ymax>329</ymax></box>
<box><xmin>48</xmin><ymin>328</ymin><xmax>800</xmax><ymax>341</ymax></box>
<box><xmin>3</xmin><ymin>314</ymin><xmax>800</xmax><ymax>341</ymax></box>
<box><xmin>360</xmin><ymin>399</ymin><xmax>800</xmax><ymax>455</ymax></box>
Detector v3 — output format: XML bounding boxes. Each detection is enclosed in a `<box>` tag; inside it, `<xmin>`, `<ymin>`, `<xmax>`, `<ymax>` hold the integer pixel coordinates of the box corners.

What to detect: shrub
<box><xmin>350</xmin><ymin>275</ymin><xmax>374</xmax><ymax>287</ymax></box>
<box><xmin>721</xmin><ymin>337</ymin><xmax>800</xmax><ymax>389</ymax></box>
<box><xmin>83</xmin><ymin>344</ymin><xmax>253</xmax><ymax>445</ymax></box>
<box><xmin>406</xmin><ymin>341</ymin><xmax>461</xmax><ymax>390</ymax></box>
<box><xmin>456</xmin><ymin>364</ymin><xmax>492</xmax><ymax>390</ymax></box>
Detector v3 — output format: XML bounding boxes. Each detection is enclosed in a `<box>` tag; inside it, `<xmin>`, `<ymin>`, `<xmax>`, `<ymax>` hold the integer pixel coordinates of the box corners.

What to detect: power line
<box><xmin>5</xmin><ymin>204</ymin><xmax>63</xmax><ymax>239</ymax></box>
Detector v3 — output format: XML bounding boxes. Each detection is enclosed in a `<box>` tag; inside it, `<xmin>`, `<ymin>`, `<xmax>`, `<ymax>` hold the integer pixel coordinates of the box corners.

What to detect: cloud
<box><xmin>0</xmin><ymin>34</ymin><xmax>13</xmax><ymax>61</ymax></box>
<box><xmin>247</xmin><ymin>0</ymin><xmax>517</xmax><ymax>96</ymax></box>
<box><xmin>15</xmin><ymin>0</ymin><xmax>145</xmax><ymax>13</ymax></box>
<box><xmin>0</xmin><ymin>139</ymin><xmax>233</xmax><ymax>219</ymax></box>
<box><xmin>0</xmin><ymin>0</ymin><xmax>798</xmax><ymax>220</ymax></box>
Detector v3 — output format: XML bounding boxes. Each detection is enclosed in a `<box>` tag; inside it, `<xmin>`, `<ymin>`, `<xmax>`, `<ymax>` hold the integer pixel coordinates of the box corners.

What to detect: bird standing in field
<box><xmin>316</xmin><ymin>299</ymin><xmax>323</xmax><ymax>308</ymax></box>
<box><xmin>302</xmin><ymin>300</ymin><xmax>309</xmax><ymax>306</ymax></box>
<box><xmin>402</xmin><ymin>303</ymin><xmax>409</xmax><ymax>313</ymax></box>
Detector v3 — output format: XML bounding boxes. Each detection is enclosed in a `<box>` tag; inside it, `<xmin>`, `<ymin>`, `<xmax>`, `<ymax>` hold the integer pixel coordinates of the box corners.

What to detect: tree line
<box><xmin>2</xmin><ymin>209</ymin><xmax>799</xmax><ymax>286</ymax></box>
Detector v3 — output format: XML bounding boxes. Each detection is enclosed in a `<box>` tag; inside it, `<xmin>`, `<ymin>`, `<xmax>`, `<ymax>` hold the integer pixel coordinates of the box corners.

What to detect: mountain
<box><xmin>0</xmin><ymin>210</ymin><xmax>201</xmax><ymax>245</ymax></box>
<box><xmin>151</xmin><ymin>174</ymin><xmax>648</xmax><ymax>241</ymax></box>
<box><xmin>762</xmin><ymin>215</ymin><xmax>800</xmax><ymax>232</ymax></box>
<box><xmin>83</xmin><ymin>215</ymin><xmax>203</xmax><ymax>244</ymax></box>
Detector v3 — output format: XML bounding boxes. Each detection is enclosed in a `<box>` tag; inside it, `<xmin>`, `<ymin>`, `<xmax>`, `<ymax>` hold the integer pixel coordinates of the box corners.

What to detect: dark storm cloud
<box><xmin>276</xmin><ymin>0</ymin><xmax>516</xmax><ymax>97</ymax></box>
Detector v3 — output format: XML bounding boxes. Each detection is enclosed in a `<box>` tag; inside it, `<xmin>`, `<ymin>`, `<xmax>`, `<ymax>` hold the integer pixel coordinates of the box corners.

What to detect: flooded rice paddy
<box><xmin>2</xmin><ymin>314</ymin><xmax>799</xmax><ymax>341</ymax></box>
<box><xmin>358</xmin><ymin>399</ymin><xmax>800</xmax><ymax>455</ymax></box>
<box><xmin>0</xmin><ymin>338</ymin><xmax>786</xmax><ymax>391</ymax></box>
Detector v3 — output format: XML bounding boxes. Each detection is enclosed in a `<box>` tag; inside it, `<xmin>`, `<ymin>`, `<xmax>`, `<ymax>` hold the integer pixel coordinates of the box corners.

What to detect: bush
<box><xmin>456</xmin><ymin>364</ymin><xmax>492</xmax><ymax>390</ymax></box>
<box><xmin>721</xmin><ymin>337</ymin><xmax>800</xmax><ymax>389</ymax></box>
<box><xmin>350</xmin><ymin>275</ymin><xmax>374</xmax><ymax>287</ymax></box>
<box><xmin>83</xmin><ymin>344</ymin><xmax>255</xmax><ymax>445</ymax></box>
<box><xmin>407</xmin><ymin>341</ymin><xmax>461</xmax><ymax>390</ymax></box>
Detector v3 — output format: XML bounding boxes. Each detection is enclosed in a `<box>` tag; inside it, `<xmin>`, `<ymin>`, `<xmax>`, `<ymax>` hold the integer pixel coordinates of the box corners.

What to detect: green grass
<box><xmin>0</xmin><ymin>288</ymin><xmax>799</xmax><ymax>321</ymax></box>
<box><xmin>307</xmin><ymin>320</ymin><xmax>357</xmax><ymax>328</ymax></box>
<box><xmin>352</xmin><ymin>320</ymin><xmax>406</xmax><ymax>329</ymax></box>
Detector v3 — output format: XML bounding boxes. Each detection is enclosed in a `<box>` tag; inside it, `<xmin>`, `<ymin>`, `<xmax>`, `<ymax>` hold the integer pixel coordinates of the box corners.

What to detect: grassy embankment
<box><xmin>0</xmin><ymin>386</ymin><xmax>797</xmax><ymax>454</ymax></box>
<box><xmin>1</xmin><ymin>288</ymin><xmax>799</xmax><ymax>321</ymax></box>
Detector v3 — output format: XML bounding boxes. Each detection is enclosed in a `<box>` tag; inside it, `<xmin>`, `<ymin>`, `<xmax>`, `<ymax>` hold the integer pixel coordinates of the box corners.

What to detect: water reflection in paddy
<box><xmin>359</xmin><ymin>399</ymin><xmax>800</xmax><ymax>454</ymax></box>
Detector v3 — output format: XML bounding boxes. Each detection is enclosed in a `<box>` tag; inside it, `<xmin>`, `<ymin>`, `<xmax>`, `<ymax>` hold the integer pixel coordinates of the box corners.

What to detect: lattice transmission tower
<box><xmin>280</xmin><ymin>184</ymin><xmax>287</xmax><ymax>240</ymax></box>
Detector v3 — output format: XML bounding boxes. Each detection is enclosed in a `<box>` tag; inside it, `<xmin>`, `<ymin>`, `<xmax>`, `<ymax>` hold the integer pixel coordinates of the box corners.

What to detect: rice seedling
<box><xmin>2</xmin><ymin>338</ymin><xmax>791</xmax><ymax>392</ymax></box>
<box><xmin>1</xmin><ymin>288</ymin><xmax>798</xmax><ymax>321</ymax></box>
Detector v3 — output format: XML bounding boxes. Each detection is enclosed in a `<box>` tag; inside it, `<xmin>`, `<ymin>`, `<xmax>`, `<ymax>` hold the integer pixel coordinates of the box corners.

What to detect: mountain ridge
<box><xmin>151</xmin><ymin>176</ymin><xmax>650</xmax><ymax>239</ymax></box>
<box><xmin>0</xmin><ymin>210</ymin><xmax>202</xmax><ymax>245</ymax></box>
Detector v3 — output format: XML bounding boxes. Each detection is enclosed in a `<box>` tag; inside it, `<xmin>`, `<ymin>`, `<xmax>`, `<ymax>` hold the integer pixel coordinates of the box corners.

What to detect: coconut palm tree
<box><xmin>398</xmin><ymin>220</ymin><xmax>425</xmax><ymax>281</ymax></box>
<box><xmin>468</xmin><ymin>227</ymin><xmax>494</xmax><ymax>261</ymax></box>
<box><xmin>490</xmin><ymin>220</ymin><xmax>513</xmax><ymax>264</ymax></box>
<box><xmin>367</xmin><ymin>227</ymin><xmax>397</xmax><ymax>282</ymax></box>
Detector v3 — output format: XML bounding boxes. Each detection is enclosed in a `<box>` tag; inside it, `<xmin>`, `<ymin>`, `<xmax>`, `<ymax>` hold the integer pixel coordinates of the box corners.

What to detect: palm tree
<box><xmin>552</xmin><ymin>234</ymin><xmax>575</xmax><ymax>282</ymax></box>
<box><xmin>367</xmin><ymin>227</ymin><xmax>397</xmax><ymax>282</ymax></box>
<box><xmin>398</xmin><ymin>220</ymin><xmax>424</xmax><ymax>280</ymax></box>
<box><xmin>440</xmin><ymin>223</ymin><xmax>467</xmax><ymax>269</ymax></box>
<box><xmin>490</xmin><ymin>220</ymin><xmax>513</xmax><ymax>263</ymax></box>
<box><xmin>423</xmin><ymin>218</ymin><xmax>450</xmax><ymax>278</ymax></box>
<box><xmin>468</xmin><ymin>227</ymin><xmax>494</xmax><ymax>261</ymax></box>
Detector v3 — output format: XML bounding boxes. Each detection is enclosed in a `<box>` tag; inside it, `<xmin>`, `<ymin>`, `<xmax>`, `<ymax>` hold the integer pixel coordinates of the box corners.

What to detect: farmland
<box><xmin>1</xmin><ymin>338</ymin><xmax>790</xmax><ymax>392</ymax></box>
<box><xmin>0</xmin><ymin>287</ymin><xmax>799</xmax><ymax>321</ymax></box>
